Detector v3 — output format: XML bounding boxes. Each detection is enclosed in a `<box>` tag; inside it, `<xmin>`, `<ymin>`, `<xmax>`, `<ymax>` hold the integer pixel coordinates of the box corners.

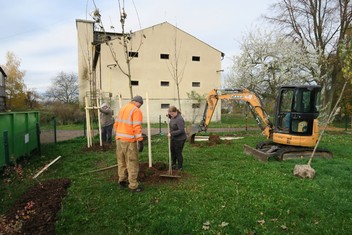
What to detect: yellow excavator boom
<box><xmin>189</xmin><ymin>88</ymin><xmax>273</xmax><ymax>141</ymax></box>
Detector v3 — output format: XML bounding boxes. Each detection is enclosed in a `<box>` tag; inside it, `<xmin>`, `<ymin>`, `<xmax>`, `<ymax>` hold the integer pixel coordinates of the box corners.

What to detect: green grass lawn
<box><xmin>1</xmin><ymin>129</ymin><xmax>352</xmax><ymax>234</ymax></box>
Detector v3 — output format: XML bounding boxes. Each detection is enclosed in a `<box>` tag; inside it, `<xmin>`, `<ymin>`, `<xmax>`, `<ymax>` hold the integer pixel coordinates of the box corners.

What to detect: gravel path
<box><xmin>40</xmin><ymin>129</ymin><xmax>88</xmax><ymax>144</ymax></box>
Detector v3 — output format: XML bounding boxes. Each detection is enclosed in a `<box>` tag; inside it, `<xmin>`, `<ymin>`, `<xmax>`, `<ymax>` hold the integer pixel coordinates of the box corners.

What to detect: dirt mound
<box><xmin>0</xmin><ymin>178</ymin><xmax>71</xmax><ymax>235</ymax></box>
<box><xmin>138</xmin><ymin>162</ymin><xmax>183</xmax><ymax>182</ymax></box>
<box><xmin>106</xmin><ymin>162</ymin><xmax>184</xmax><ymax>184</ymax></box>
<box><xmin>208</xmin><ymin>134</ymin><xmax>221</xmax><ymax>145</ymax></box>
<box><xmin>191</xmin><ymin>134</ymin><xmax>233</xmax><ymax>147</ymax></box>
<box><xmin>82</xmin><ymin>142</ymin><xmax>115</xmax><ymax>152</ymax></box>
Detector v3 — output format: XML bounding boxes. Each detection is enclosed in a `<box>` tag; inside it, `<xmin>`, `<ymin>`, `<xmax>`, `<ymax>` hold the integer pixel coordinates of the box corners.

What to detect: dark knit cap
<box><xmin>132</xmin><ymin>95</ymin><xmax>143</xmax><ymax>105</ymax></box>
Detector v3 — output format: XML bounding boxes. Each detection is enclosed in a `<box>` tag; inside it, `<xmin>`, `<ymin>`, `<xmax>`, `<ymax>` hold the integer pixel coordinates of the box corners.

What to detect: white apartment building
<box><xmin>76</xmin><ymin>20</ymin><xmax>224</xmax><ymax>123</ymax></box>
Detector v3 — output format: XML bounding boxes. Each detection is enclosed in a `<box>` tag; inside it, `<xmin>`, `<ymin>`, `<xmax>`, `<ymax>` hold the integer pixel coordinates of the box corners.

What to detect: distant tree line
<box><xmin>225</xmin><ymin>0</ymin><xmax>352</xmax><ymax>119</ymax></box>
<box><xmin>1</xmin><ymin>51</ymin><xmax>84</xmax><ymax>125</ymax></box>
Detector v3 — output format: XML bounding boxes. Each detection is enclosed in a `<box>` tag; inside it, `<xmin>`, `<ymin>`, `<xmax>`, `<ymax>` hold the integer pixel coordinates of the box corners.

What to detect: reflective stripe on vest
<box><xmin>115</xmin><ymin>132</ymin><xmax>142</xmax><ymax>139</ymax></box>
<box><xmin>116</xmin><ymin>106</ymin><xmax>142</xmax><ymax>125</ymax></box>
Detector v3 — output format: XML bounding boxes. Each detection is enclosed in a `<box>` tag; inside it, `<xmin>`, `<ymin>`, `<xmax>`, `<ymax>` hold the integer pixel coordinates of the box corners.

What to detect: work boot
<box><xmin>130</xmin><ymin>187</ymin><xmax>144</xmax><ymax>193</ymax></box>
<box><xmin>119</xmin><ymin>181</ymin><xmax>128</xmax><ymax>189</ymax></box>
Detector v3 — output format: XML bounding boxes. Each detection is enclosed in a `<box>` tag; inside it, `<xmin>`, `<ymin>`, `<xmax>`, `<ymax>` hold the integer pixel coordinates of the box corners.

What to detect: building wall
<box><xmin>76</xmin><ymin>20</ymin><xmax>223</xmax><ymax>123</ymax></box>
<box><xmin>0</xmin><ymin>67</ymin><xmax>6</xmax><ymax>111</ymax></box>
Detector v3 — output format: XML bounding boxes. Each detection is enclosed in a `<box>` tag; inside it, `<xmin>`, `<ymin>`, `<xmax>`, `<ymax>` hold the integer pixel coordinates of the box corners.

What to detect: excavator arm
<box><xmin>189</xmin><ymin>88</ymin><xmax>273</xmax><ymax>142</ymax></box>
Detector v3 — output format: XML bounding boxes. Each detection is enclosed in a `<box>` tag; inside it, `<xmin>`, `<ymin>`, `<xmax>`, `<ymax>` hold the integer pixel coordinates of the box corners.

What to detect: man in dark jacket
<box><xmin>99</xmin><ymin>103</ymin><xmax>114</xmax><ymax>143</ymax></box>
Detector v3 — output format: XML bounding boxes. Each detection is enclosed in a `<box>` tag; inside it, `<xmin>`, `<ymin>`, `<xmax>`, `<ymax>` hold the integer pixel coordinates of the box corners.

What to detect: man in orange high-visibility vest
<box><xmin>114</xmin><ymin>95</ymin><xmax>144</xmax><ymax>192</ymax></box>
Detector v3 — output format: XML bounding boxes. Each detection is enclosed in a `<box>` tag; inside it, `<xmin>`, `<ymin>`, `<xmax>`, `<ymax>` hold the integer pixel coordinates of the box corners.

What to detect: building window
<box><xmin>131</xmin><ymin>80</ymin><xmax>139</xmax><ymax>86</ymax></box>
<box><xmin>129</xmin><ymin>51</ymin><xmax>139</xmax><ymax>58</ymax></box>
<box><xmin>161</xmin><ymin>104</ymin><xmax>170</xmax><ymax>109</ymax></box>
<box><xmin>192</xmin><ymin>56</ymin><xmax>200</xmax><ymax>61</ymax></box>
<box><xmin>160</xmin><ymin>54</ymin><xmax>169</xmax><ymax>59</ymax></box>
<box><xmin>160</xmin><ymin>81</ymin><xmax>170</xmax><ymax>87</ymax></box>
<box><xmin>192</xmin><ymin>103</ymin><xmax>200</xmax><ymax>109</ymax></box>
<box><xmin>192</xmin><ymin>82</ymin><xmax>200</xmax><ymax>87</ymax></box>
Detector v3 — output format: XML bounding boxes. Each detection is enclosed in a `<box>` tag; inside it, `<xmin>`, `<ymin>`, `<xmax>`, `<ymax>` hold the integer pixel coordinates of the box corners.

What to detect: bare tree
<box><xmin>339</xmin><ymin>32</ymin><xmax>352</xmax><ymax>127</ymax></box>
<box><xmin>26</xmin><ymin>88</ymin><xmax>41</xmax><ymax>109</ymax></box>
<box><xmin>265</xmin><ymin>0</ymin><xmax>352</xmax><ymax>109</ymax></box>
<box><xmin>90</xmin><ymin>2</ymin><xmax>145</xmax><ymax>99</ymax></box>
<box><xmin>44</xmin><ymin>72</ymin><xmax>78</xmax><ymax>104</ymax></box>
<box><xmin>167</xmin><ymin>26</ymin><xmax>186</xmax><ymax>111</ymax></box>
<box><xmin>187</xmin><ymin>90</ymin><xmax>204</xmax><ymax>123</ymax></box>
<box><xmin>118</xmin><ymin>7</ymin><xmax>135</xmax><ymax>99</ymax></box>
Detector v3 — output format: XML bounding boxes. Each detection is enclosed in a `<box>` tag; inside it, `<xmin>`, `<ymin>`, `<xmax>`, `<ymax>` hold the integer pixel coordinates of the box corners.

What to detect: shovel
<box><xmin>160</xmin><ymin>119</ymin><xmax>181</xmax><ymax>178</ymax></box>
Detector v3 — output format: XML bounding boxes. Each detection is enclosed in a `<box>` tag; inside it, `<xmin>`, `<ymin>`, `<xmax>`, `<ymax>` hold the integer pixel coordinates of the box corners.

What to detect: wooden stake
<box><xmin>118</xmin><ymin>94</ymin><xmax>122</xmax><ymax>108</ymax></box>
<box><xmin>307</xmin><ymin>80</ymin><xmax>348</xmax><ymax>166</ymax></box>
<box><xmin>146</xmin><ymin>92</ymin><xmax>152</xmax><ymax>167</ymax></box>
<box><xmin>88</xmin><ymin>102</ymin><xmax>92</xmax><ymax>147</ymax></box>
<box><xmin>85</xmin><ymin>96</ymin><xmax>91</xmax><ymax>147</ymax></box>
<box><xmin>97</xmin><ymin>97</ymin><xmax>102</xmax><ymax>147</ymax></box>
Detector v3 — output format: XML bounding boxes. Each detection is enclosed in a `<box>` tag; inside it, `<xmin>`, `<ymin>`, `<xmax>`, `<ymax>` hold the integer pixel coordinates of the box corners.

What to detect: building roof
<box><xmin>85</xmin><ymin>20</ymin><xmax>225</xmax><ymax>58</ymax></box>
<box><xmin>136</xmin><ymin>21</ymin><xmax>225</xmax><ymax>58</ymax></box>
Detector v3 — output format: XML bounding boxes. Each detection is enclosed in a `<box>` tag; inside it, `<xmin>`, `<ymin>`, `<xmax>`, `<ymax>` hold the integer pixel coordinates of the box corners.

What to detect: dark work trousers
<box><xmin>102</xmin><ymin>124</ymin><xmax>113</xmax><ymax>143</ymax></box>
<box><xmin>170</xmin><ymin>138</ymin><xmax>186</xmax><ymax>169</ymax></box>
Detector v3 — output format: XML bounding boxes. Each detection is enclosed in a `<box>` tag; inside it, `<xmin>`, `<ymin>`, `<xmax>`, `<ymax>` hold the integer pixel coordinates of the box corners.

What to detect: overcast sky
<box><xmin>0</xmin><ymin>0</ymin><xmax>277</xmax><ymax>93</ymax></box>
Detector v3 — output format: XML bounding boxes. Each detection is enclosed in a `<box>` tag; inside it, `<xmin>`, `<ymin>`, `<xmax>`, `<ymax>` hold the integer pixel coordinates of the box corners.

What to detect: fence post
<box><xmin>84</xmin><ymin>119</ymin><xmax>86</xmax><ymax>137</ymax></box>
<box><xmin>4</xmin><ymin>130</ymin><xmax>9</xmax><ymax>164</ymax></box>
<box><xmin>345</xmin><ymin>114</ymin><xmax>349</xmax><ymax>131</ymax></box>
<box><xmin>159</xmin><ymin>115</ymin><xmax>162</xmax><ymax>135</ymax></box>
<box><xmin>53</xmin><ymin>117</ymin><xmax>57</xmax><ymax>143</ymax></box>
<box><xmin>36</xmin><ymin>122</ymin><xmax>41</xmax><ymax>155</ymax></box>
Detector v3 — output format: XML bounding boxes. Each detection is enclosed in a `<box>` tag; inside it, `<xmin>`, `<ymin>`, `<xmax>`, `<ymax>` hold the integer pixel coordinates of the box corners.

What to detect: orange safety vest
<box><xmin>114</xmin><ymin>102</ymin><xmax>143</xmax><ymax>142</ymax></box>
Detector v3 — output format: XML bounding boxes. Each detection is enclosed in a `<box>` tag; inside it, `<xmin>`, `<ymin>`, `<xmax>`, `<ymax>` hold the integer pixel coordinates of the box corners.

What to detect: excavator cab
<box><xmin>273</xmin><ymin>85</ymin><xmax>321</xmax><ymax>146</ymax></box>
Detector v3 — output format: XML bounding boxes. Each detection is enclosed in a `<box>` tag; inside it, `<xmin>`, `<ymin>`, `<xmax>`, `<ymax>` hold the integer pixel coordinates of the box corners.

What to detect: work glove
<box><xmin>137</xmin><ymin>140</ymin><xmax>144</xmax><ymax>152</ymax></box>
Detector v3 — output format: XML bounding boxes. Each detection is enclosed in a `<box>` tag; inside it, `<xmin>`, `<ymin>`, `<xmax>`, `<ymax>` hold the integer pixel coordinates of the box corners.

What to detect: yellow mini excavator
<box><xmin>189</xmin><ymin>85</ymin><xmax>333</xmax><ymax>161</ymax></box>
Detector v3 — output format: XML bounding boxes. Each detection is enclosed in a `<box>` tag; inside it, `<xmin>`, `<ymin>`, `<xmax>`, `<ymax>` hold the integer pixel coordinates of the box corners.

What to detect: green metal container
<box><xmin>0</xmin><ymin>111</ymin><xmax>40</xmax><ymax>168</ymax></box>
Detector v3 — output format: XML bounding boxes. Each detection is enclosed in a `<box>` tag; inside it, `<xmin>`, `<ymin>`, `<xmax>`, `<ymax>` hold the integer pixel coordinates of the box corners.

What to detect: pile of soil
<box><xmin>138</xmin><ymin>162</ymin><xmax>183</xmax><ymax>182</ymax></box>
<box><xmin>0</xmin><ymin>178</ymin><xmax>71</xmax><ymax>235</ymax></box>
<box><xmin>82</xmin><ymin>142</ymin><xmax>115</xmax><ymax>152</ymax></box>
<box><xmin>191</xmin><ymin>134</ymin><xmax>233</xmax><ymax>147</ymax></box>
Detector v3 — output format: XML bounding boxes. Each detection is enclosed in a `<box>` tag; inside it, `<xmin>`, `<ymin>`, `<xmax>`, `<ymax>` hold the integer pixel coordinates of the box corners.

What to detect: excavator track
<box><xmin>244</xmin><ymin>141</ymin><xmax>333</xmax><ymax>162</ymax></box>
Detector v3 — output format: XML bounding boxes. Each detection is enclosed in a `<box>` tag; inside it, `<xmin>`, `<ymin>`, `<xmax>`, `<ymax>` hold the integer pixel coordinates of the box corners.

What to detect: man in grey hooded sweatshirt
<box><xmin>100</xmin><ymin>103</ymin><xmax>114</xmax><ymax>143</ymax></box>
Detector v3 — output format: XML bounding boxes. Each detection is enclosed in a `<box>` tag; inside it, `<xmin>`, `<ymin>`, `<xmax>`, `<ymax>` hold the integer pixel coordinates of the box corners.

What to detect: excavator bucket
<box><xmin>187</xmin><ymin>124</ymin><xmax>200</xmax><ymax>144</ymax></box>
<box><xmin>243</xmin><ymin>143</ymin><xmax>333</xmax><ymax>162</ymax></box>
<box><xmin>243</xmin><ymin>144</ymin><xmax>274</xmax><ymax>162</ymax></box>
